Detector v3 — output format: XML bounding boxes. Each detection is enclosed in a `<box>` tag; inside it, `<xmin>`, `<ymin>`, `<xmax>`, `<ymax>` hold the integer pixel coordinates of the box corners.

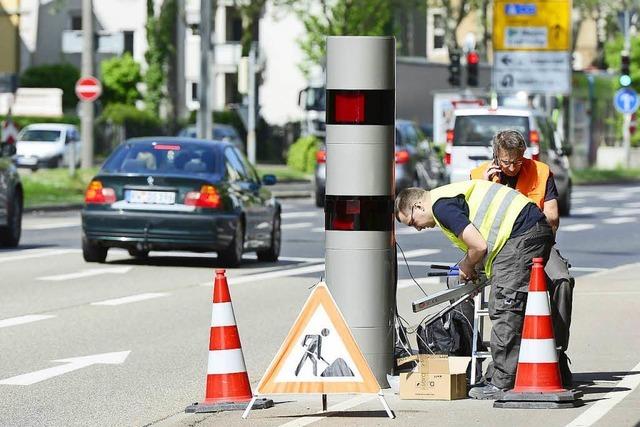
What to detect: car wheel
<box><xmin>559</xmin><ymin>183</ymin><xmax>571</xmax><ymax>217</ymax></box>
<box><xmin>0</xmin><ymin>191</ymin><xmax>22</xmax><ymax>247</ymax></box>
<box><xmin>128</xmin><ymin>248</ymin><xmax>149</xmax><ymax>259</ymax></box>
<box><xmin>82</xmin><ymin>235</ymin><xmax>108</xmax><ymax>263</ymax></box>
<box><xmin>315</xmin><ymin>189</ymin><xmax>325</xmax><ymax>208</ymax></box>
<box><xmin>257</xmin><ymin>214</ymin><xmax>281</xmax><ymax>262</ymax></box>
<box><xmin>219</xmin><ymin>220</ymin><xmax>244</xmax><ymax>267</ymax></box>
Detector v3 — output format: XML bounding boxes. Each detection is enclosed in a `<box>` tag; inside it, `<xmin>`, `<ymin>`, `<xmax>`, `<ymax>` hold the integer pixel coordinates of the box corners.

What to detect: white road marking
<box><xmin>623</xmin><ymin>202</ymin><xmax>640</xmax><ymax>208</ymax></box>
<box><xmin>612</xmin><ymin>208</ymin><xmax>640</xmax><ymax>216</ymax></box>
<box><xmin>244</xmin><ymin>254</ymin><xmax>324</xmax><ymax>263</ymax></box>
<box><xmin>0</xmin><ymin>248</ymin><xmax>80</xmax><ymax>263</ymax></box>
<box><xmin>91</xmin><ymin>293</ymin><xmax>169</xmax><ymax>306</ymax></box>
<box><xmin>37</xmin><ymin>266</ymin><xmax>132</xmax><ymax>281</ymax></box>
<box><xmin>398</xmin><ymin>248</ymin><xmax>441</xmax><ymax>258</ymax></box>
<box><xmin>23</xmin><ymin>221</ymin><xmax>80</xmax><ymax>230</ymax></box>
<box><xmin>571</xmin><ymin>207</ymin><xmax>611</xmax><ymax>215</ymax></box>
<box><xmin>570</xmin><ymin>267</ymin><xmax>607</xmax><ymax>272</ymax></box>
<box><xmin>0</xmin><ymin>351</ymin><xmax>130</xmax><ymax>386</ymax></box>
<box><xmin>0</xmin><ymin>314</ymin><xmax>56</xmax><ymax>329</ymax></box>
<box><xmin>282</xmin><ymin>222</ymin><xmax>313</xmax><ymax>230</ymax></box>
<box><xmin>397</xmin><ymin>277</ymin><xmax>441</xmax><ymax>289</ymax></box>
<box><xmin>566</xmin><ymin>360</ymin><xmax>640</xmax><ymax>427</ymax></box>
<box><xmin>576</xmin><ymin>291</ymin><xmax>640</xmax><ymax>296</ymax></box>
<box><xmin>281</xmin><ymin>212</ymin><xmax>320</xmax><ymax>219</ymax></box>
<box><xmin>311</xmin><ymin>227</ymin><xmax>324</xmax><ymax>232</ymax></box>
<box><xmin>277</xmin><ymin>394</ymin><xmax>377</xmax><ymax>427</ymax></box>
<box><xmin>598</xmin><ymin>193</ymin><xmax>630</xmax><ymax>201</ymax></box>
<box><xmin>603</xmin><ymin>217</ymin><xmax>637</xmax><ymax>224</ymax></box>
<box><xmin>560</xmin><ymin>224</ymin><xmax>595</xmax><ymax>232</ymax></box>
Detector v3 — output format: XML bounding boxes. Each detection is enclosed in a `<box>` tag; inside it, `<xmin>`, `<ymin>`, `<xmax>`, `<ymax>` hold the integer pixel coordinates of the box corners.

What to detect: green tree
<box><xmin>100</xmin><ymin>53</ymin><xmax>142</xmax><ymax>106</ymax></box>
<box><xmin>19</xmin><ymin>63</ymin><xmax>80</xmax><ymax>110</ymax></box>
<box><xmin>604</xmin><ymin>35</ymin><xmax>640</xmax><ymax>91</ymax></box>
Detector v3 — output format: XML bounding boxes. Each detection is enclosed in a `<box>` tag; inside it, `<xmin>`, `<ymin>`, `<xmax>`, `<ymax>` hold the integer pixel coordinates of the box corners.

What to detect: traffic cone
<box><xmin>494</xmin><ymin>258</ymin><xmax>583</xmax><ymax>409</ymax></box>
<box><xmin>186</xmin><ymin>269</ymin><xmax>273</xmax><ymax>413</ymax></box>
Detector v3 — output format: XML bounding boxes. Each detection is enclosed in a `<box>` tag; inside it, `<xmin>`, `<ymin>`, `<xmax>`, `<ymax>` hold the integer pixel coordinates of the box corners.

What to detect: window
<box><xmin>225</xmin><ymin>7</ymin><xmax>243</xmax><ymax>42</ymax></box>
<box><xmin>71</xmin><ymin>14</ymin><xmax>82</xmax><ymax>31</ymax></box>
<box><xmin>234</xmin><ymin>147</ymin><xmax>260</xmax><ymax>183</ymax></box>
<box><xmin>191</xmin><ymin>82</ymin><xmax>198</xmax><ymax>102</ymax></box>
<box><xmin>224</xmin><ymin>147</ymin><xmax>247</xmax><ymax>182</ymax></box>
<box><xmin>124</xmin><ymin>31</ymin><xmax>134</xmax><ymax>55</ymax></box>
<box><xmin>427</xmin><ymin>9</ymin><xmax>446</xmax><ymax>57</ymax></box>
<box><xmin>453</xmin><ymin>115</ymin><xmax>530</xmax><ymax>147</ymax></box>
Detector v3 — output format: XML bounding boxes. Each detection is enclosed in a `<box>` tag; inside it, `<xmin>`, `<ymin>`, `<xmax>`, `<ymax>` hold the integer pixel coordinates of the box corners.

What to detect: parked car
<box><xmin>14</xmin><ymin>123</ymin><xmax>81</xmax><ymax>170</ymax></box>
<box><xmin>446</xmin><ymin>106</ymin><xmax>573</xmax><ymax>215</ymax></box>
<box><xmin>0</xmin><ymin>141</ymin><xmax>23</xmax><ymax>247</ymax></box>
<box><xmin>177</xmin><ymin>124</ymin><xmax>245</xmax><ymax>152</ymax></box>
<box><xmin>81</xmin><ymin>137</ymin><xmax>280</xmax><ymax>267</ymax></box>
<box><xmin>314</xmin><ymin>119</ymin><xmax>447</xmax><ymax>207</ymax></box>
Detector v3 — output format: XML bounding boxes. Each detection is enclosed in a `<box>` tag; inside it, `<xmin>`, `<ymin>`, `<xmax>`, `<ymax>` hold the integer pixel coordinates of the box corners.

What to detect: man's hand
<box><xmin>459</xmin><ymin>258</ymin><xmax>478</xmax><ymax>282</ymax></box>
<box><xmin>484</xmin><ymin>163</ymin><xmax>502</xmax><ymax>181</ymax></box>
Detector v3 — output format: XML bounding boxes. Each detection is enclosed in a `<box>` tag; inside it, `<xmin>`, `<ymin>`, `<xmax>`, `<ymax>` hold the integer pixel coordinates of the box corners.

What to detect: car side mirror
<box><xmin>1</xmin><ymin>143</ymin><xmax>16</xmax><ymax>157</ymax></box>
<box><xmin>262</xmin><ymin>174</ymin><xmax>277</xmax><ymax>186</ymax></box>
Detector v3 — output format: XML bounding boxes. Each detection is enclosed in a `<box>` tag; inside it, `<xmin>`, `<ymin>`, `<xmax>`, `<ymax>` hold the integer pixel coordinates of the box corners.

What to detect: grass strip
<box><xmin>572</xmin><ymin>168</ymin><xmax>640</xmax><ymax>185</ymax></box>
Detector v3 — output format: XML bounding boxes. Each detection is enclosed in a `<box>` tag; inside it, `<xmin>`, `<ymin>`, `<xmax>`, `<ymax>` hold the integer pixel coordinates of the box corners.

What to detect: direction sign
<box><xmin>75</xmin><ymin>76</ymin><xmax>102</xmax><ymax>102</ymax></box>
<box><xmin>614</xmin><ymin>88</ymin><xmax>640</xmax><ymax>114</ymax></box>
<box><xmin>493</xmin><ymin>0</ymin><xmax>571</xmax><ymax>51</ymax></box>
<box><xmin>493</xmin><ymin>51</ymin><xmax>571</xmax><ymax>94</ymax></box>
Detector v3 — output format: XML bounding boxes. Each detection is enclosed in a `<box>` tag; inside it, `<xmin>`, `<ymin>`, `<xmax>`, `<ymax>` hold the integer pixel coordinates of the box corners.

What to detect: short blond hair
<box><xmin>395</xmin><ymin>187</ymin><xmax>427</xmax><ymax>221</ymax></box>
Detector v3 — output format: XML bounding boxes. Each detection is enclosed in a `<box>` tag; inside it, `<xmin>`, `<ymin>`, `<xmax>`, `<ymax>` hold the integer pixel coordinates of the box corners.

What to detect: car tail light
<box><xmin>316</xmin><ymin>149</ymin><xmax>326</xmax><ymax>164</ymax></box>
<box><xmin>444</xmin><ymin>129</ymin><xmax>454</xmax><ymax>165</ymax></box>
<box><xmin>84</xmin><ymin>180</ymin><xmax>116</xmax><ymax>204</ymax></box>
<box><xmin>529</xmin><ymin>130</ymin><xmax>540</xmax><ymax>161</ymax></box>
<box><xmin>395</xmin><ymin>150</ymin><xmax>410</xmax><ymax>164</ymax></box>
<box><xmin>185</xmin><ymin>185</ymin><xmax>221</xmax><ymax>208</ymax></box>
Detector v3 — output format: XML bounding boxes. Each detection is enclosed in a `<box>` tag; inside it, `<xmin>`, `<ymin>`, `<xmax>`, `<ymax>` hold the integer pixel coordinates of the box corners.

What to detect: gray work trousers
<box><xmin>487</xmin><ymin>221</ymin><xmax>554</xmax><ymax>389</ymax></box>
<box><xmin>545</xmin><ymin>247</ymin><xmax>574</xmax><ymax>353</ymax></box>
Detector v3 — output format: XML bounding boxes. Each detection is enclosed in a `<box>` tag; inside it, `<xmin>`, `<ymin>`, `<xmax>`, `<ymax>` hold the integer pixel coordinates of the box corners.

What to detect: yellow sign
<box><xmin>493</xmin><ymin>0</ymin><xmax>571</xmax><ymax>51</ymax></box>
<box><xmin>256</xmin><ymin>282</ymin><xmax>380</xmax><ymax>395</ymax></box>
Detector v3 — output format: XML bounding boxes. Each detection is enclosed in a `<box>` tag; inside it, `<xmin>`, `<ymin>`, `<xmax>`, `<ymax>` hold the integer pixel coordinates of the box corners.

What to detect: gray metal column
<box><xmin>325</xmin><ymin>36</ymin><xmax>395</xmax><ymax>387</ymax></box>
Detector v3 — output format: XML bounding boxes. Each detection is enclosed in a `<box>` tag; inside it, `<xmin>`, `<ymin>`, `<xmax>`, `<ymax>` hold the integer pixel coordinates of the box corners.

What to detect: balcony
<box><xmin>185</xmin><ymin>36</ymin><xmax>242</xmax><ymax>78</ymax></box>
<box><xmin>62</xmin><ymin>30</ymin><xmax>124</xmax><ymax>54</ymax></box>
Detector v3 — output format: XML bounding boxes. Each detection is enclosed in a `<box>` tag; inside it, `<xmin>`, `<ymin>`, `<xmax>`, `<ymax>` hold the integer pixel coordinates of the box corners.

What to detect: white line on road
<box><xmin>311</xmin><ymin>227</ymin><xmax>324</xmax><ymax>232</ymax></box>
<box><xmin>278</xmin><ymin>394</ymin><xmax>377</xmax><ymax>427</ymax></box>
<box><xmin>603</xmin><ymin>217</ymin><xmax>637</xmax><ymax>224</ymax></box>
<box><xmin>570</xmin><ymin>267</ymin><xmax>607</xmax><ymax>272</ymax></box>
<box><xmin>23</xmin><ymin>221</ymin><xmax>80</xmax><ymax>230</ymax></box>
<box><xmin>282</xmin><ymin>212</ymin><xmax>320</xmax><ymax>219</ymax></box>
<box><xmin>91</xmin><ymin>293</ymin><xmax>169</xmax><ymax>306</ymax></box>
<box><xmin>397</xmin><ymin>277</ymin><xmax>441</xmax><ymax>289</ymax></box>
<box><xmin>398</xmin><ymin>248</ymin><xmax>441</xmax><ymax>258</ymax></box>
<box><xmin>571</xmin><ymin>207</ymin><xmax>611</xmax><ymax>215</ymax></box>
<box><xmin>560</xmin><ymin>224</ymin><xmax>595</xmax><ymax>232</ymax></box>
<box><xmin>612</xmin><ymin>208</ymin><xmax>640</xmax><ymax>216</ymax></box>
<box><xmin>0</xmin><ymin>248</ymin><xmax>80</xmax><ymax>263</ymax></box>
<box><xmin>244</xmin><ymin>254</ymin><xmax>325</xmax><ymax>263</ymax></box>
<box><xmin>282</xmin><ymin>222</ymin><xmax>313</xmax><ymax>230</ymax></box>
<box><xmin>566</xmin><ymin>360</ymin><xmax>640</xmax><ymax>427</ymax></box>
<box><xmin>623</xmin><ymin>202</ymin><xmax>640</xmax><ymax>208</ymax></box>
<box><xmin>37</xmin><ymin>266</ymin><xmax>132</xmax><ymax>281</ymax></box>
<box><xmin>598</xmin><ymin>193</ymin><xmax>631</xmax><ymax>201</ymax></box>
<box><xmin>0</xmin><ymin>314</ymin><xmax>56</xmax><ymax>329</ymax></box>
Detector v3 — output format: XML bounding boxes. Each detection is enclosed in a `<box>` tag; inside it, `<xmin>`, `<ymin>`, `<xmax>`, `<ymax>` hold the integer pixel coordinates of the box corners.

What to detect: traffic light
<box><xmin>620</xmin><ymin>51</ymin><xmax>631</xmax><ymax>87</ymax></box>
<box><xmin>467</xmin><ymin>51</ymin><xmax>480</xmax><ymax>87</ymax></box>
<box><xmin>448</xmin><ymin>51</ymin><xmax>461</xmax><ymax>87</ymax></box>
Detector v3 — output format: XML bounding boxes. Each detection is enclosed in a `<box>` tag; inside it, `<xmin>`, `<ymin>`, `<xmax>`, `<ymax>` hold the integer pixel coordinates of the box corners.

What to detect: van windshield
<box><xmin>453</xmin><ymin>115</ymin><xmax>529</xmax><ymax>146</ymax></box>
<box><xmin>19</xmin><ymin>130</ymin><xmax>62</xmax><ymax>142</ymax></box>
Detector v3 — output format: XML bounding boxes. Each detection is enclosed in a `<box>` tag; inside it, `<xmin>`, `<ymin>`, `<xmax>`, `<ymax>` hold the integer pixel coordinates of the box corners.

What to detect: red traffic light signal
<box><xmin>467</xmin><ymin>51</ymin><xmax>479</xmax><ymax>87</ymax></box>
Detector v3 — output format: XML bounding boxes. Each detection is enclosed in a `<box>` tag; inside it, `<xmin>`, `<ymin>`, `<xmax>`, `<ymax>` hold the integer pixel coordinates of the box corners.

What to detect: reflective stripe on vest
<box><xmin>430</xmin><ymin>180</ymin><xmax>531</xmax><ymax>276</ymax></box>
<box><xmin>470</xmin><ymin>159</ymin><xmax>550</xmax><ymax>209</ymax></box>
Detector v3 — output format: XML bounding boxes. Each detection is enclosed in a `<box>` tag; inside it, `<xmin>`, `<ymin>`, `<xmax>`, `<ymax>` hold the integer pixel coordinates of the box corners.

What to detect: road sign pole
<box><xmin>81</xmin><ymin>0</ymin><xmax>94</xmax><ymax>169</ymax></box>
<box><xmin>624</xmin><ymin>113</ymin><xmax>631</xmax><ymax>168</ymax></box>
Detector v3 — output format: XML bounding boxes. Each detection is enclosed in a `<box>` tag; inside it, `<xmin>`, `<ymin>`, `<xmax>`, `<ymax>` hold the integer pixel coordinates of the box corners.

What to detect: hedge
<box><xmin>286</xmin><ymin>135</ymin><xmax>320</xmax><ymax>173</ymax></box>
<box><xmin>0</xmin><ymin>115</ymin><xmax>80</xmax><ymax>128</ymax></box>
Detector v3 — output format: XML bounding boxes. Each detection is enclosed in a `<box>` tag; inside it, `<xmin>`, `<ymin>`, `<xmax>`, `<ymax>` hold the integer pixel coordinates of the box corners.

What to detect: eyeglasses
<box><xmin>407</xmin><ymin>204</ymin><xmax>417</xmax><ymax>227</ymax></box>
<box><xmin>497</xmin><ymin>158</ymin><xmax>524</xmax><ymax>167</ymax></box>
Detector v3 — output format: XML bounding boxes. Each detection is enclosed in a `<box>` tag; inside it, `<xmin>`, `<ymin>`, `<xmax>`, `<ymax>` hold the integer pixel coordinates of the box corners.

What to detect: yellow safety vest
<box><xmin>430</xmin><ymin>180</ymin><xmax>532</xmax><ymax>277</ymax></box>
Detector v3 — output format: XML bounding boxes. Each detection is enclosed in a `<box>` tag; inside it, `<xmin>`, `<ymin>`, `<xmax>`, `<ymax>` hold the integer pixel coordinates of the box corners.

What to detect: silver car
<box><xmin>314</xmin><ymin>119</ymin><xmax>447</xmax><ymax>207</ymax></box>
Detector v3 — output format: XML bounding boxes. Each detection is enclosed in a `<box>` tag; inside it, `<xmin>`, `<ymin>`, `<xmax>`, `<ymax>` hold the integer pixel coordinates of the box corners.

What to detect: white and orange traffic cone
<box><xmin>186</xmin><ymin>269</ymin><xmax>273</xmax><ymax>413</ymax></box>
<box><xmin>494</xmin><ymin>258</ymin><xmax>582</xmax><ymax>409</ymax></box>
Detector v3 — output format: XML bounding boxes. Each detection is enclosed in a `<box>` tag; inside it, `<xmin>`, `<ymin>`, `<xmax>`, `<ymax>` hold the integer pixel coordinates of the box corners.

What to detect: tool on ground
<box><xmin>494</xmin><ymin>258</ymin><xmax>583</xmax><ymax>409</ymax></box>
<box><xmin>185</xmin><ymin>269</ymin><xmax>273</xmax><ymax>413</ymax></box>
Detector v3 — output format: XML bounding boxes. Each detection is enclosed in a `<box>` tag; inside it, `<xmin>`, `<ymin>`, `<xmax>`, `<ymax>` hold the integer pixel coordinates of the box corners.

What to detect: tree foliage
<box><xmin>19</xmin><ymin>63</ymin><xmax>80</xmax><ymax>110</ymax></box>
<box><xmin>605</xmin><ymin>35</ymin><xmax>640</xmax><ymax>91</ymax></box>
<box><xmin>100</xmin><ymin>53</ymin><xmax>142</xmax><ymax>106</ymax></box>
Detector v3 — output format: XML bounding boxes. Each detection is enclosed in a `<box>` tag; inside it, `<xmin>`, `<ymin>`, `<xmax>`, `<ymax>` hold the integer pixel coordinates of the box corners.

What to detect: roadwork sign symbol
<box><xmin>614</xmin><ymin>88</ymin><xmax>640</xmax><ymax>114</ymax></box>
<box><xmin>256</xmin><ymin>282</ymin><xmax>380</xmax><ymax>394</ymax></box>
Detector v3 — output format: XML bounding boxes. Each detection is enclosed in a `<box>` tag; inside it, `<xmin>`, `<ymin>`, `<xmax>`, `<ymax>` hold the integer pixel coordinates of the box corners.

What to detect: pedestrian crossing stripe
<box><xmin>256</xmin><ymin>282</ymin><xmax>380</xmax><ymax>394</ymax></box>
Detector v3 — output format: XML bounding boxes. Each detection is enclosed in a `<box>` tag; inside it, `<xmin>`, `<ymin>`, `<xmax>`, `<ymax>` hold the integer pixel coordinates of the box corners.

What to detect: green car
<box><xmin>81</xmin><ymin>137</ymin><xmax>281</xmax><ymax>267</ymax></box>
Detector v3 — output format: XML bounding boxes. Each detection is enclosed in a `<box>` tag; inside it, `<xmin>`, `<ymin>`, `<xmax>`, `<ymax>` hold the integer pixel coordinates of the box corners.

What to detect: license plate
<box><xmin>17</xmin><ymin>157</ymin><xmax>38</xmax><ymax>165</ymax></box>
<box><xmin>126</xmin><ymin>190</ymin><xmax>176</xmax><ymax>205</ymax></box>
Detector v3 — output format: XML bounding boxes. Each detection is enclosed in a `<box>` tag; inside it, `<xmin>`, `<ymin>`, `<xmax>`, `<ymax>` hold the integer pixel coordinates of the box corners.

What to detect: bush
<box><xmin>100</xmin><ymin>53</ymin><xmax>142</xmax><ymax>106</ymax></box>
<box><xmin>0</xmin><ymin>115</ymin><xmax>80</xmax><ymax>129</ymax></box>
<box><xmin>98</xmin><ymin>103</ymin><xmax>163</xmax><ymax>137</ymax></box>
<box><xmin>286</xmin><ymin>135</ymin><xmax>320</xmax><ymax>173</ymax></box>
<box><xmin>19</xmin><ymin>63</ymin><xmax>80</xmax><ymax>110</ymax></box>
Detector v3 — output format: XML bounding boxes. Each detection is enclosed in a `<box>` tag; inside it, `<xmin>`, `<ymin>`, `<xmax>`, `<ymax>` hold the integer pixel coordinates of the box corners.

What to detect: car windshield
<box><xmin>454</xmin><ymin>115</ymin><xmax>530</xmax><ymax>146</ymax></box>
<box><xmin>19</xmin><ymin>129</ymin><xmax>62</xmax><ymax>142</ymax></box>
<box><xmin>102</xmin><ymin>141</ymin><xmax>219</xmax><ymax>174</ymax></box>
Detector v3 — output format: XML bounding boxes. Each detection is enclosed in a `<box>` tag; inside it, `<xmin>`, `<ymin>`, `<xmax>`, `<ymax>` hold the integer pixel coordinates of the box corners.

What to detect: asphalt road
<box><xmin>1</xmin><ymin>183</ymin><xmax>639</xmax><ymax>426</ymax></box>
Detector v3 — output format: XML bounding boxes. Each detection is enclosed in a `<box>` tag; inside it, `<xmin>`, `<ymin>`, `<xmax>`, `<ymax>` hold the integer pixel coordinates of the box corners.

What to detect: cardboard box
<box><xmin>398</xmin><ymin>355</ymin><xmax>470</xmax><ymax>400</ymax></box>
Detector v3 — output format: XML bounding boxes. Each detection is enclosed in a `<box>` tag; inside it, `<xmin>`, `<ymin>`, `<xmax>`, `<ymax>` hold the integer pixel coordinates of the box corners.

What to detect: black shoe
<box><xmin>468</xmin><ymin>382</ymin><xmax>506</xmax><ymax>400</ymax></box>
<box><xmin>558</xmin><ymin>352</ymin><xmax>573</xmax><ymax>388</ymax></box>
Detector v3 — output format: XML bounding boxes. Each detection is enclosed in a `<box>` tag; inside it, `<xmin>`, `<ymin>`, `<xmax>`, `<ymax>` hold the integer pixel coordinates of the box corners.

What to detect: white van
<box><xmin>445</xmin><ymin>107</ymin><xmax>573</xmax><ymax>215</ymax></box>
<box><xmin>15</xmin><ymin>123</ymin><xmax>81</xmax><ymax>170</ymax></box>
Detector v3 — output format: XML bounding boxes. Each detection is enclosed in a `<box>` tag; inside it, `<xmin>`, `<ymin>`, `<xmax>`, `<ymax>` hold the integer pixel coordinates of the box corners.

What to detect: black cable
<box><xmin>395</xmin><ymin>241</ymin><xmax>429</xmax><ymax>297</ymax></box>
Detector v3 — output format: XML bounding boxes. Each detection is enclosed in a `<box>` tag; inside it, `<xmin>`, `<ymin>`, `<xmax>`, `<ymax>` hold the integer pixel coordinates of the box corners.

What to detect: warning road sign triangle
<box><xmin>257</xmin><ymin>282</ymin><xmax>380</xmax><ymax>395</ymax></box>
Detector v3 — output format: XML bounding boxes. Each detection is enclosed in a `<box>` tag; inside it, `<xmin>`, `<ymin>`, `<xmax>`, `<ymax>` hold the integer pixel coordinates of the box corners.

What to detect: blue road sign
<box><xmin>614</xmin><ymin>88</ymin><xmax>640</xmax><ymax>114</ymax></box>
<box><xmin>504</xmin><ymin>4</ymin><xmax>537</xmax><ymax>15</ymax></box>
